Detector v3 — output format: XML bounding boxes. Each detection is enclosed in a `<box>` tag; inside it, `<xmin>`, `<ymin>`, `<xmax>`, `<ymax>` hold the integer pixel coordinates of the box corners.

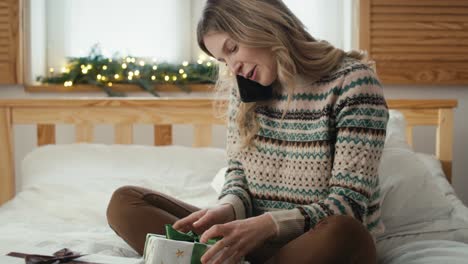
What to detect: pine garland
<box><xmin>37</xmin><ymin>45</ymin><xmax>219</xmax><ymax>97</ymax></box>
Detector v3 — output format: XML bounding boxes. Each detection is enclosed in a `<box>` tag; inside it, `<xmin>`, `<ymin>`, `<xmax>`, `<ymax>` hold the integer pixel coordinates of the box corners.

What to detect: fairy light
<box><xmin>164</xmin><ymin>75</ymin><xmax>170</xmax><ymax>81</ymax></box>
<box><xmin>172</xmin><ymin>75</ymin><xmax>177</xmax><ymax>81</ymax></box>
<box><xmin>64</xmin><ymin>81</ymin><xmax>73</xmax><ymax>87</ymax></box>
<box><xmin>122</xmin><ymin>63</ymin><xmax>127</xmax><ymax>69</ymax></box>
<box><xmin>107</xmin><ymin>82</ymin><xmax>113</xmax><ymax>87</ymax></box>
<box><xmin>182</xmin><ymin>61</ymin><xmax>189</xmax><ymax>67</ymax></box>
<box><xmin>86</xmin><ymin>64</ymin><xmax>92</xmax><ymax>70</ymax></box>
<box><xmin>128</xmin><ymin>71</ymin><xmax>134</xmax><ymax>77</ymax></box>
<box><xmin>206</xmin><ymin>62</ymin><xmax>212</xmax><ymax>67</ymax></box>
<box><xmin>131</xmin><ymin>58</ymin><xmax>136</xmax><ymax>63</ymax></box>
<box><xmin>102</xmin><ymin>76</ymin><xmax>107</xmax><ymax>81</ymax></box>
<box><xmin>151</xmin><ymin>75</ymin><xmax>156</xmax><ymax>80</ymax></box>
<box><xmin>134</xmin><ymin>70</ymin><xmax>140</xmax><ymax>76</ymax></box>
<box><xmin>153</xmin><ymin>65</ymin><xmax>158</xmax><ymax>70</ymax></box>
<box><xmin>128</xmin><ymin>76</ymin><xmax>133</xmax><ymax>80</ymax></box>
<box><xmin>80</xmin><ymin>65</ymin><xmax>85</xmax><ymax>69</ymax></box>
<box><xmin>82</xmin><ymin>68</ymin><xmax>88</xmax><ymax>74</ymax></box>
<box><xmin>102</xmin><ymin>65</ymin><xmax>108</xmax><ymax>70</ymax></box>
<box><xmin>114</xmin><ymin>74</ymin><xmax>120</xmax><ymax>79</ymax></box>
<box><xmin>179</xmin><ymin>69</ymin><xmax>185</xmax><ymax>74</ymax></box>
<box><xmin>139</xmin><ymin>61</ymin><xmax>145</xmax><ymax>66</ymax></box>
<box><xmin>49</xmin><ymin>68</ymin><xmax>55</xmax><ymax>73</ymax></box>
<box><xmin>61</xmin><ymin>67</ymin><xmax>69</xmax><ymax>73</ymax></box>
<box><xmin>197</xmin><ymin>60</ymin><xmax>203</xmax><ymax>64</ymax></box>
<box><xmin>97</xmin><ymin>74</ymin><xmax>102</xmax><ymax>80</ymax></box>
<box><xmin>126</xmin><ymin>57</ymin><xmax>132</xmax><ymax>63</ymax></box>
<box><xmin>108</xmin><ymin>59</ymin><xmax>113</xmax><ymax>63</ymax></box>
<box><xmin>182</xmin><ymin>73</ymin><xmax>188</xmax><ymax>79</ymax></box>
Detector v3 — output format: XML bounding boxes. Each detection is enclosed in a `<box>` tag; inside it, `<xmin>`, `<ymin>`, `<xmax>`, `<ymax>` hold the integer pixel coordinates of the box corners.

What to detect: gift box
<box><xmin>143</xmin><ymin>225</ymin><xmax>244</xmax><ymax>264</ymax></box>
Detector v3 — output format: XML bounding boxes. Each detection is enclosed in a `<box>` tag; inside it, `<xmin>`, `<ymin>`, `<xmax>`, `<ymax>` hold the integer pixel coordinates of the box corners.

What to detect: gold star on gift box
<box><xmin>175</xmin><ymin>249</ymin><xmax>185</xmax><ymax>258</ymax></box>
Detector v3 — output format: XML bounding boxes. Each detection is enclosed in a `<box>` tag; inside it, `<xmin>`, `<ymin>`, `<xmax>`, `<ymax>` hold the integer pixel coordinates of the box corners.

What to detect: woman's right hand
<box><xmin>173</xmin><ymin>204</ymin><xmax>236</xmax><ymax>234</ymax></box>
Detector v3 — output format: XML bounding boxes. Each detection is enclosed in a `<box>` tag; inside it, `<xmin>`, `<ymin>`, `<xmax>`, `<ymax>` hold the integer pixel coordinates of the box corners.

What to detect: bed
<box><xmin>0</xmin><ymin>97</ymin><xmax>467</xmax><ymax>264</ymax></box>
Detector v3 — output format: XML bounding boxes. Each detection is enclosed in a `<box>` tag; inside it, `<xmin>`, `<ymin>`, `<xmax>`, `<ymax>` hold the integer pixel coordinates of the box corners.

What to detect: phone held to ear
<box><xmin>236</xmin><ymin>75</ymin><xmax>273</xmax><ymax>103</ymax></box>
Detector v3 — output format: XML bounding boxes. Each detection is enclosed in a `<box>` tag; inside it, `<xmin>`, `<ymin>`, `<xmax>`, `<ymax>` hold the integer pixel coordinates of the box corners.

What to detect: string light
<box><xmin>61</xmin><ymin>67</ymin><xmax>69</xmax><ymax>73</ymax></box>
<box><xmin>107</xmin><ymin>82</ymin><xmax>113</xmax><ymax>87</ymax></box>
<box><xmin>114</xmin><ymin>74</ymin><xmax>120</xmax><ymax>79</ymax></box>
<box><xmin>172</xmin><ymin>76</ymin><xmax>177</xmax><ymax>81</ymax></box>
<box><xmin>182</xmin><ymin>73</ymin><xmax>188</xmax><ymax>79</ymax></box>
<box><xmin>108</xmin><ymin>59</ymin><xmax>112</xmax><ymax>63</ymax></box>
<box><xmin>197</xmin><ymin>60</ymin><xmax>203</xmax><ymax>64</ymax></box>
<box><xmin>139</xmin><ymin>61</ymin><xmax>145</xmax><ymax>66</ymax></box>
<box><xmin>164</xmin><ymin>75</ymin><xmax>170</xmax><ymax>81</ymax></box>
<box><xmin>153</xmin><ymin>65</ymin><xmax>158</xmax><ymax>70</ymax></box>
<box><xmin>126</xmin><ymin>57</ymin><xmax>132</xmax><ymax>63</ymax></box>
<box><xmin>64</xmin><ymin>81</ymin><xmax>73</xmax><ymax>87</ymax></box>
<box><xmin>80</xmin><ymin>65</ymin><xmax>85</xmax><ymax>69</ymax></box>
<box><xmin>182</xmin><ymin>61</ymin><xmax>189</xmax><ymax>67</ymax></box>
<box><xmin>102</xmin><ymin>76</ymin><xmax>107</xmax><ymax>81</ymax></box>
<box><xmin>128</xmin><ymin>76</ymin><xmax>133</xmax><ymax>80</ymax></box>
<box><xmin>97</xmin><ymin>74</ymin><xmax>102</xmax><ymax>80</ymax></box>
<box><xmin>122</xmin><ymin>63</ymin><xmax>127</xmax><ymax>69</ymax></box>
<box><xmin>151</xmin><ymin>75</ymin><xmax>156</xmax><ymax>80</ymax></box>
<box><xmin>134</xmin><ymin>70</ymin><xmax>140</xmax><ymax>76</ymax></box>
<box><xmin>49</xmin><ymin>68</ymin><xmax>55</xmax><ymax>73</ymax></box>
<box><xmin>131</xmin><ymin>58</ymin><xmax>136</xmax><ymax>63</ymax></box>
<box><xmin>82</xmin><ymin>68</ymin><xmax>88</xmax><ymax>74</ymax></box>
<box><xmin>128</xmin><ymin>71</ymin><xmax>134</xmax><ymax>77</ymax></box>
<box><xmin>102</xmin><ymin>65</ymin><xmax>108</xmax><ymax>70</ymax></box>
<box><xmin>179</xmin><ymin>69</ymin><xmax>185</xmax><ymax>74</ymax></box>
<box><xmin>87</xmin><ymin>64</ymin><xmax>92</xmax><ymax>70</ymax></box>
<box><xmin>206</xmin><ymin>62</ymin><xmax>212</xmax><ymax>67</ymax></box>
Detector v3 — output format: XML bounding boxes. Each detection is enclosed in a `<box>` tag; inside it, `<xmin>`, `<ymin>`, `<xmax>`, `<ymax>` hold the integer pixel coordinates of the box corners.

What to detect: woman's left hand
<box><xmin>200</xmin><ymin>213</ymin><xmax>277</xmax><ymax>264</ymax></box>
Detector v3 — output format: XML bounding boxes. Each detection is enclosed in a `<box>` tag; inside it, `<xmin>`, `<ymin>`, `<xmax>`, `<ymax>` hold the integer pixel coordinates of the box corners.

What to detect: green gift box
<box><xmin>143</xmin><ymin>224</ymin><xmax>240</xmax><ymax>264</ymax></box>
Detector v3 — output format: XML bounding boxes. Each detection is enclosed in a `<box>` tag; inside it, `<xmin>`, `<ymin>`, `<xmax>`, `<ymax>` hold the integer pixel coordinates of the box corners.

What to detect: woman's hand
<box><xmin>173</xmin><ymin>204</ymin><xmax>236</xmax><ymax>234</ymax></box>
<box><xmin>199</xmin><ymin>213</ymin><xmax>277</xmax><ymax>264</ymax></box>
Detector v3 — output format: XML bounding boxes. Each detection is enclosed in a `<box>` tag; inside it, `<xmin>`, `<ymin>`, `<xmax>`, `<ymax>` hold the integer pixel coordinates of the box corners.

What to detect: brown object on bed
<box><xmin>0</xmin><ymin>98</ymin><xmax>457</xmax><ymax>206</ymax></box>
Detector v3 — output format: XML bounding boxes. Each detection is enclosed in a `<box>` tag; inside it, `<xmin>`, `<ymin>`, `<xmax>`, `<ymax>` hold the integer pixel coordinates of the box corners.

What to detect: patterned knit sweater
<box><xmin>217</xmin><ymin>57</ymin><xmax>389</xmax><ymax>243</ymax></box>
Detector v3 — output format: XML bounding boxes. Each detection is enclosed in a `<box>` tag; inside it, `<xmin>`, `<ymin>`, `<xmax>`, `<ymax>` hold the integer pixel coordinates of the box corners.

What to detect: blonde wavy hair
<box><xmin>197</xmin><ymin>0</ymin><xmax>368</xmax><ymax>150</ymax></box>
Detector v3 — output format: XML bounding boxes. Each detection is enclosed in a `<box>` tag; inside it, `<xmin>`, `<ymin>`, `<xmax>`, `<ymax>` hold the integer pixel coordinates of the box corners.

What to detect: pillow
<box><xmin>17</xmin><ymin>143</ymin><xmax>226</xmax><ymax>224</ymax></box>
<box><xmin>384</xmin><ymin>109</ymin><xmax>411</xmax><ymax>150</ymax></box>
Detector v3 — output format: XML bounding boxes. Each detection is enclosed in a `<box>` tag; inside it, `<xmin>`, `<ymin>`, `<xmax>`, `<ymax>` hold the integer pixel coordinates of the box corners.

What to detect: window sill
<box><xmin>25</xmin><ymin>84</ymin><xmax>214</xmax><ymax>93</ymax></box>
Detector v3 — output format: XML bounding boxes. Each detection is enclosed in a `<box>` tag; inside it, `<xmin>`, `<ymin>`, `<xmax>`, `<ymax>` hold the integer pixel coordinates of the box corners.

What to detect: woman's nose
<box><xmin>227</xmin><ymin>61</ymin><xmax>242</xmax><ymax>76</ymax></box>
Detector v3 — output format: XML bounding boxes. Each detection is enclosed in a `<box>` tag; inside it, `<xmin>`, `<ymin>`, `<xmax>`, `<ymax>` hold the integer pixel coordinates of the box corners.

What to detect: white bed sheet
<box><xmin>380</xmin><ymin>240</ymin><xmax>468</xmax><ymax>264</ymax></box>
<box><xmin>2</xmin><ymin>134</ymin><xmax>468</xmax><ymax>263</ymax></box>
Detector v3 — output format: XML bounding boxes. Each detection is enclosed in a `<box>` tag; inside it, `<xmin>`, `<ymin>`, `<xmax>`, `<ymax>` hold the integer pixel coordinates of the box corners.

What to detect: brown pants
<box><xmin>106</xmin><ymin>186</ymin><xmax>377</xmax><ymax>264</ymax></box>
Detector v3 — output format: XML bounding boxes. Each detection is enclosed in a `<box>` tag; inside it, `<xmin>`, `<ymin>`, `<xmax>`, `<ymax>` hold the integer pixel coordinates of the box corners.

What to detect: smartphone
<box><xmin>236</xmin><ymin>75</ymin><xmax>273</xmax><ymax>103</ymax></box>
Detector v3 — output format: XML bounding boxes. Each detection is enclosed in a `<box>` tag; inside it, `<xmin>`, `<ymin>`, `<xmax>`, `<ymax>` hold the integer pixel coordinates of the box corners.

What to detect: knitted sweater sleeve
<box><xmin>267</xmin><ymin>67</ymin><xmax>389</xmax><ymax>242</ymax></box>
<box><xmin>216</xmin><ymin>87</ymin><xmax>252</xmax><ymax>220</ymax></box>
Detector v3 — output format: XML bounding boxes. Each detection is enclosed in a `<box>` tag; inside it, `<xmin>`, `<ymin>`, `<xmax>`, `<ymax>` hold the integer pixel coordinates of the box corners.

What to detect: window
<box><xmin>27</xmin><ymin>0</ymin><xmax>354</xmax><ymax>84</ymax></box>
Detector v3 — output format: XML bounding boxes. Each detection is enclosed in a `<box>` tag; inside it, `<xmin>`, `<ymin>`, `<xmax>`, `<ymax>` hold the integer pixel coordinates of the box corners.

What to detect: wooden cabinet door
<box><xmin>0</xmin><ymin>0</ymin><xmax>21</xmax><ymax>84</ymax></box>
<box><xmin>360</xmin><ymin>0</ymin><xmax>468</xmax><ymax>85</ymax></box>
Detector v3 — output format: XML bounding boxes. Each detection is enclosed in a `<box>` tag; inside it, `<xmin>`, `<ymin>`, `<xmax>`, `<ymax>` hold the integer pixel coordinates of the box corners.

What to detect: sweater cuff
<box><xmin>217</xmin><ymin>194</ymin><xmax>246</xmax><ymax>220</ymax></box>
<box><xmin>267</xmin><ymin>209</ymin><xmax>304</xmax><ymax>242</ymax></box>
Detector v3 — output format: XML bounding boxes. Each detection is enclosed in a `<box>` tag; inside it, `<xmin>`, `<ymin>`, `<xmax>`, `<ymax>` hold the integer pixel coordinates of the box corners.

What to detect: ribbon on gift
<box><xmin>164</xmin><ymin>224</ymin><xmax>220</xmax><ymax>264</ymax></box>
<box><xmin>6</xmin><ymin>248</ymin><xmax>100</xmax><ymax>264</ymax></box>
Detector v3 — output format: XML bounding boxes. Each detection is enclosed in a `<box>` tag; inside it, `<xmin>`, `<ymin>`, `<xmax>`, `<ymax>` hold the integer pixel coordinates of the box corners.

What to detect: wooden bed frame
<box><xmin>0</xmin><ymin>98</ymin><xmax>457</xmax><ymax>206</ymax></box>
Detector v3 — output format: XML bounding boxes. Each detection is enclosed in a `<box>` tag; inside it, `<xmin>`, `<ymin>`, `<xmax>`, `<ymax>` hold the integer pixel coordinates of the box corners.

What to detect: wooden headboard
<box><xmin>0</xmin><ymin>98</ymin><xmax>457</xmax><ymax>206</ymax></box>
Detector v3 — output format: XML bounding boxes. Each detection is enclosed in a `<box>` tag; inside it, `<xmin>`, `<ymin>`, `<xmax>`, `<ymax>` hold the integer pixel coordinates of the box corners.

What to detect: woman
<box><xmin>107</xmin><ymin>0</ymin><xmax>388</xmax><ymax>263</ymax></box>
